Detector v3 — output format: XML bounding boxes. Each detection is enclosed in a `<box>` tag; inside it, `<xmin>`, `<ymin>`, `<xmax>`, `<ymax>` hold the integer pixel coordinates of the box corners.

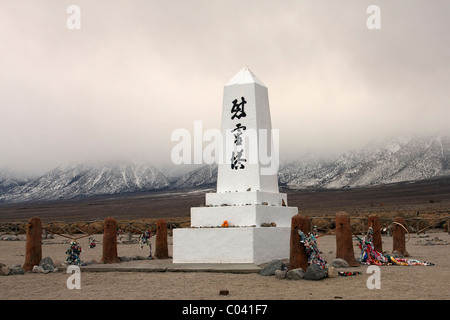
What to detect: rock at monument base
<box><xmin>330</xmin><ymin>258</ymin><xmax>350</xmax><ymax>268</ymax></box>
<box><xmin>32</xmin><ymin>265</ymin><xmax>43</xmax><ymax>273</ymax></box>
<box><xmin>10</xmin><ymin>265</ymin><xmax>25</xmax><ymax>275</ymax></box>
<box><xmin>260</xmin><ymin>259</ymin><xmax>285</xmax><ymax>276</ymax></box>
<box><xmin>327</xmin><ymin>266</ymin><xmax>339</xmax><ymax>278</ymax></box>
<box><xmin>0</xmin><ymin>264</ymin><xmax>11</xmax><ymax>276</ymax></box>
<box><xmin>39</xmin><ymin>256</ymin><xmax>55</xmax><ymax>272</ymax></box>
<box><xmin>286</xmin><ymin>268</ymin><xmax>305</xmax><ymax>280</ymax></box>
<box><xmin>304</xmin><ymin>264</ymin><xmax>327</xmax><ymax>280</ymax></box>
<box><xmin>275</xmin><ymin>269</ymin><xmax>287</xmax><ymax>279</ymax></box>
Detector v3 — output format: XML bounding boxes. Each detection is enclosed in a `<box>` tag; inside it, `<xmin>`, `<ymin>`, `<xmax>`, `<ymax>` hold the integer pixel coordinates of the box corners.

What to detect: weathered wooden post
<box><xmin>155</xmin><ymin>218</ymin><xmax>169</xmax><ymax>259</ymax></box>
<box><xmin>289</xmin><ymin>214</ymin><xmax>311</xmax><ymax>271</ymax></box>
<box><xmin>367</xmin><ymin>214</ymin><xmax>382</xmax><ymax>253</ymax></box>
<box><xmin>23</xmin><ymin>216</ymin><xmax>42</xmax><ymax>271</ymax></box>
<box><xmin>335</xmin><ymin>211</ymin><xmax>359</xmax><ymax>266</ymax></box>
<box><xmin>101</xmin><ymin>217</ymin><xmax>120</xmax><ymax>264</ymax></box>
<box><xmin>392</xmin><ymin>217</ymin><xmax>410</xmax><ymax>257</ymax></box>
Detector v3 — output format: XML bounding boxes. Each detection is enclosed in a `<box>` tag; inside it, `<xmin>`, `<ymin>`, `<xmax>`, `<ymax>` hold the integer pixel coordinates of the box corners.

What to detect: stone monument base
<box><xmin>173</xmin><ymin>226</ymin><xmax>291</xmax><ymax>264</ymax></box>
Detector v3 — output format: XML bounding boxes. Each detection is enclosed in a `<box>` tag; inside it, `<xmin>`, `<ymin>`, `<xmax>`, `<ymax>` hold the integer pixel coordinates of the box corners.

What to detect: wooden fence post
<box><xmin>367</xmin><ymin>214</ymin><xmax>383</xmax><ymax>253</ymax></box>
<box><xmin>392</xmin><ymin>217</ymin><xmax>410</xmax><ymax>257</ymax></box>
<box><xmin>155</xmin><ymin>219</ymin><xmax>169</xmax><ymax>259</ymax></box>
<box><xmin>23</xmin><ymin>216</ymin><xmax>42</xmax><ymax>271</ymax></box>
<box><xmin>335</xmin><ymin>211</ymin><xmax>359</xmax><ymax>266</ymax></box>
<box><xmin>101</xmin><ymin>217</ymin><xmax>120</xmax><ymax>264</ymax></box>
<box><xmin>289</xmin><ymin>214</ymin><xmax>311</xmax><ymax>271</ymax></box>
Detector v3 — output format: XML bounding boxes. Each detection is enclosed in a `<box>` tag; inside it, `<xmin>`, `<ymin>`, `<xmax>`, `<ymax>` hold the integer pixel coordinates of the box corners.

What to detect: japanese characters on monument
<box><xmin>230</xmin><ymin>97</ymin><xmax>247</xmax><ymax>170</ymax></box>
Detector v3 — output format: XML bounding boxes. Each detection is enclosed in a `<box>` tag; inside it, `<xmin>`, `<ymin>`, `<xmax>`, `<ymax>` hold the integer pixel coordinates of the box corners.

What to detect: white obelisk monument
<box><xmin>173</xmin><ymin>67</ymin><xmax>298</xmax><ymax>264</ymax></box>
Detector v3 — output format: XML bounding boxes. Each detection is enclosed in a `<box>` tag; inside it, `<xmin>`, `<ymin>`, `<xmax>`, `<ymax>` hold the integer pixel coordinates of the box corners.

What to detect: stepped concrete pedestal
<box><xmin>173</xmin><ymin>68</ymin><xmax>298</xmax><ymax>264</ymax></box>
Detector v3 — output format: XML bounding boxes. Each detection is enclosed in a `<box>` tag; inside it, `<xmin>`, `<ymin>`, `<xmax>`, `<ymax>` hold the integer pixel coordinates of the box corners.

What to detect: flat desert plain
<box><xmin>1</xmin><ymin>179</ymin><xmax>449</xmax><ymax>300</ymax></box>
<box><xmin>0</xmin><ymin>231</ymin><xmax>449</xmax><ymax>300</ymax></box>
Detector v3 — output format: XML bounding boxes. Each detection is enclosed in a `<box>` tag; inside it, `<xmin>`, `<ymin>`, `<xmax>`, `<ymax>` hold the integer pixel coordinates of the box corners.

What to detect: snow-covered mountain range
<box><xmin>278</xmin><ymin>135</ymin><xmax>450</xmax><ymax>189</ymax></box>
<box><xmin>0</xmin><ymin>162</ymin><xmax>170</xmax><ymax>203</ymax></box>
<box><xmin>1</xmin><ymin>135</ymin><xmax>450</xmax><ymax>204</ymax></box>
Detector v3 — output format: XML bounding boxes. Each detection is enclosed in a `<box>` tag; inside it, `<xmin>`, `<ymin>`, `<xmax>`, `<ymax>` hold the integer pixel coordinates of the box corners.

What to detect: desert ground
<box><xmin>0</xmin><ymin>231</ymin><xmax>449</xmax><ymax>300</ymax></box>
<box><xmin>1</xmin><ymin>179</ymin><xmax>450</xmax><ymax>301</ymax></box>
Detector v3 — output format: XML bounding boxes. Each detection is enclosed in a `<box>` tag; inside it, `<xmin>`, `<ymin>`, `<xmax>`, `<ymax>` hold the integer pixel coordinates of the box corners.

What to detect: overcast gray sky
<box><xmin>1</xmin><ymin>0</ymin><xmax>449</xmax><ymax>174</ymax></box>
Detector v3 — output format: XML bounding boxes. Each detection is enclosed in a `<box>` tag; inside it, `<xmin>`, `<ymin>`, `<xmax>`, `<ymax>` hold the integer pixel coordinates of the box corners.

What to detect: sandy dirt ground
<box><xmin>0</xmin><ymin>231</ymin><xmax>449</xmax><ymax>300</ymax></box>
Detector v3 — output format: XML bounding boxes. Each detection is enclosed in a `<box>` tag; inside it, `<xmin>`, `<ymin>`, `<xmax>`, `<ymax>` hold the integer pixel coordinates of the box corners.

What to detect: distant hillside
<box><xmin>1</xmin><ymin>134</ymin><xmax>450</xmax><ymax>204</ymax></box>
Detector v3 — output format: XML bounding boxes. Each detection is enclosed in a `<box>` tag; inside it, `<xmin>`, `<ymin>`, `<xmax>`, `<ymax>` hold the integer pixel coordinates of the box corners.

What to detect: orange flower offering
<box><xmin>222</xmin><ymin>220</ymin><xmax>229</xmax><ymax>227</ymax></box>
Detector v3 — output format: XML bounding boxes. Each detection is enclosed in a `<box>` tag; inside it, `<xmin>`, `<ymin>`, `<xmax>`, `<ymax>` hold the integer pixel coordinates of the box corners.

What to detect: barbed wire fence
<box><xmin>308</xmin><ymin>215</ymin><xmax>450</xmax><ymax>238</ymax></box>
<box><xmin>1</xmin><ymin>215</ymin><xmax>448</xmax><ymax>240</ymax></box>
<box><xmin>0</xmin><ymin>219</ymin><xmax>191</xmax><ymax>239</ymax></box>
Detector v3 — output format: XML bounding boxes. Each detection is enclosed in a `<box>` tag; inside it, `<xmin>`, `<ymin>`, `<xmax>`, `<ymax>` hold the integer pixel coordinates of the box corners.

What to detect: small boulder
<box><xmin>39</xmin><ymin>257</ymin><xmax>55</xmax><ymax>272</ymax></box>
<box><xmin>304</xmin><ymin>264</ymin><xmax>327</xmax><ymax>280</ymax></box>
<box><xmin>286</xmin><ymin>268</ymin><xmax>304</xmax><ymax>280</ymax></box>
<box><xmin>0</xmin><ymin>265</ymin><xmax>11</xmax><ymax>276</ymax></box>
<box><xmin>10</xmin><ymin>265</ymin><xmax>24</xmax><ymax>275</ymax></box>
<box><xmin>260</xmin><ymin>260</ymin><xmax>285</xmax><ymax>276</ymax></box>
<box><xmin>219</xmin><ymin>290</ymin><xmax>230</xmax><ymax>296</ymax></box>
<box><xmin>327</xmin><ymin>266</ymin><xmax>338</xmax><ymax>278</ymax></box>
<box><xmin>274</xmin><ymin>269</ymin><xmax>287</xmax><ymax>279</ymax></box>
<box><xmin>32</xmin><ymin>265</ymin><xmax>44</xmax><ymax>273</ymax></box>
<box><xmin>330</xmin><ymin>258</ymin><xmax>350</xmax><ymax>268</ymax></box>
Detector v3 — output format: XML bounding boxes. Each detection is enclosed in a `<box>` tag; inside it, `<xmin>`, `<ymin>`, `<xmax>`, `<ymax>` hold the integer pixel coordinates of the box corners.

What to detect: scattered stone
<box><xmin>260</xmin><ymin>259</ymin><xmax>285</xmax><ymax>276</ymax></box>
<box><xmin>39</xmin><ymin>256</ymin><xmax>55</xmax><ymax>272</ymax></box>
<box><xmin>304</xmin><ymin>264</ymin><xmax>327</xmax><ymax>280</ymax></box>
<box><xmin>219</xmin><ymin>290</ymin><xmax>230</xmax><ymax>296</ymax></box>
<box><xmin>119</xmin><ymin>256</ymin><xmax>131</xmax><ymax>262</ymax></box>
<box><xmin>10</xmin><ymin>265</ymin><xmax>24</xmax><ymax>275</ymax></box>
<box><xmin>32</xmin><ymin>265</ymin><xmax>44</xmax><ymax>273</ymax></box>
<box><xmin>286</xmin><ymin>268</ymin><xmax>304</xmax><ymax>280</ymax></box>
<box><xmin>275</xmin><ymin>269</ymin><xmax>287</xmax><ymax>279</ymax></box>
<box><xmin>0</xmin><ymin>264</ymin><xmax>11</xmax><ymax>276</ymax></box>
<box><xmin>0</xmin><ymin>235</ymin><xmax>25</xmax><ymax>241</ymax></box>
<box><xmin>261</xmin><ymin>222</ymin><xmax>277</xmax><ymax>227</ymax></box>
<box><xmin>414</xmin><ymin>237</ymin><xmax>449</xmax><ymax>246</ymax></box>
<box><xmin>119</xmin><ymin>255</ymin><xmax>153</xmax><ymax>262</ymax></box>
<box><xmin>330</xmin><ymin>258</ymin><xmax>350</xmax><ymax>268</ymax></box>
<box><xmin>327</xmin><ymin>266</ymin><xmax>338</xmax><ymax>278</ymax></box>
